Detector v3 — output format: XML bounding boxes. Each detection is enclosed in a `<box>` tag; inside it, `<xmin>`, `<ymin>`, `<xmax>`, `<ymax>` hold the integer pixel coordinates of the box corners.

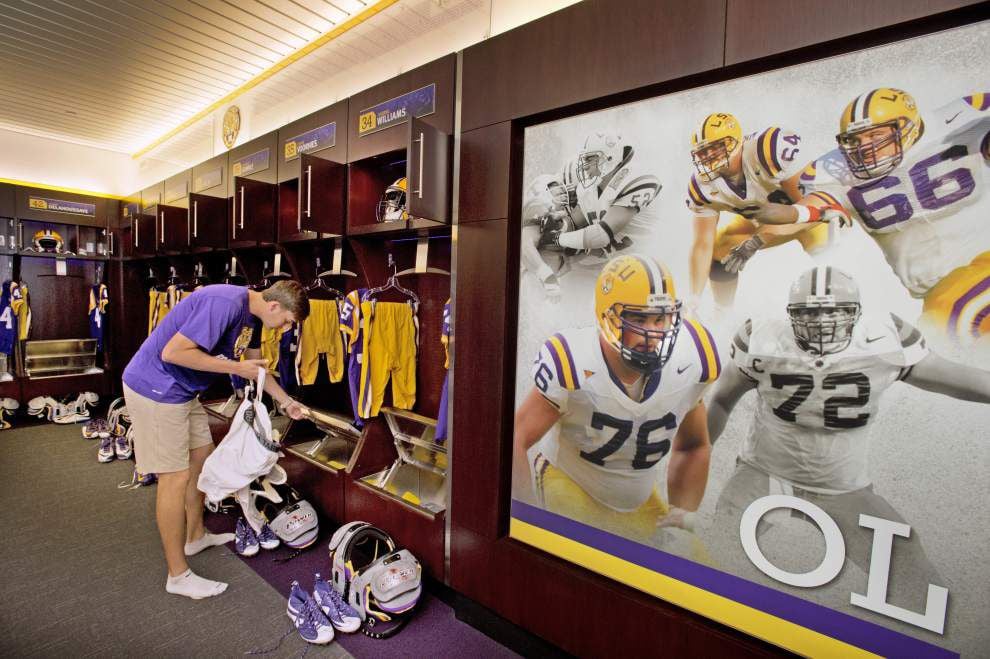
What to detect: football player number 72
<box><xmin>771</xmin><ymin>372</ymin><xmax>871</xmax><ymax>428</ymax></box>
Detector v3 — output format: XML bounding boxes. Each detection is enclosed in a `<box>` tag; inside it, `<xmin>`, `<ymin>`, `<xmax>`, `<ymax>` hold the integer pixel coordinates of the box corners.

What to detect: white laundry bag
<box><xmin>199</xmin><ymin>367</ymin><xmax>280</xmax><ymax>504</ymax></box>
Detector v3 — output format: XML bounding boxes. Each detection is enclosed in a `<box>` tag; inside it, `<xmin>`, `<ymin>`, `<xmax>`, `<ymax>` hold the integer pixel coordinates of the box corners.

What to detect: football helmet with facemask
<box><xmin>595</xmin><ymin>254</ymin><xmax>682</xmax><ymax>374</ymax></box>
<box><xmin>837</xmin><ymin>87</ymin><xmax>924</xmax><ymax>180</ymax></box>
<box><xmin>576</xmin><ymin>133</ymin><xmax>626</xmax><ymax>187</ymax></box>
<box><xmin>376</xmin><ymin>177</ymin><xmax>408</xmax><ymax>223</ymax></box>
<box><xmin>690</xmin><ymin>113</ymin><xmax>743</xmax><ymax>182</ymax></box>
<box><xmin>33</xmin><ymin>229</ymin><xmax>65</xmax><ymax>253</ymax></box>
<box><xmin>787</xmin><ymin>266</ymin><xmax>862</xmax><ymax>356</ymax></box>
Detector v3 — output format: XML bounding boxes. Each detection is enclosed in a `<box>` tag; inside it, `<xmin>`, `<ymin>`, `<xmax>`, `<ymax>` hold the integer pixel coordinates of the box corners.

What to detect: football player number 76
<box><xmin>581</xmin><ymin>412</ymin><xmax>677</xmax><ymax>469</ymax></box>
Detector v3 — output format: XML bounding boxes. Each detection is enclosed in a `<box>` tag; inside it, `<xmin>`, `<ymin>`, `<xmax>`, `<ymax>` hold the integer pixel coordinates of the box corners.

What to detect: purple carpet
<box><xmin>205</xmin><ymin>512</ymin><xmax>519</xmax><ymax>658</ymax></box>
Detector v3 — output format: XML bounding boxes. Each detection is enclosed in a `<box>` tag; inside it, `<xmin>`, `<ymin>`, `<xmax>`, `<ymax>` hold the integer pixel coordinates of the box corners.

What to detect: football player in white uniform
<box><xmin>708</xmin><ymin>266</ymin><xmax>990</xmax><ymax>608</ymax></box>
<box><xmin>686</xmin><ymin>113</ymin><xmax>842</xmax><ymax>313</ymax></box>
<box><xmin>537</xmin><ymin>133</ymin><xmax>662</xmax><ymax>261</ymax></box>
<box><xmin>520</xmin><ymin>174</ymin><xmax>575</xmax><ymax>296</ymax></box>
<box><xmin>513</xmin><ymin>254</ymin><xmax>721</xmax><ymax>545</ymax></box>
<box><xmin>739</xmin><ymin>89</ymin><xmax>990</xmax><ymax>344</ymax></box>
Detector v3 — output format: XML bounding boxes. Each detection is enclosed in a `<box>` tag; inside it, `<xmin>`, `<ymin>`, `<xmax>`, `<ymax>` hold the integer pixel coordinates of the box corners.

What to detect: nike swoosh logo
<box><xmin>865</xmin><ymin>336</ymin><xmax>884</xmax><ymax>343</ymax></box>
<box><xmin>945</xmin><ymin>111</ymin><xmax>961</xmax><ymax>124</ymax></box>
<box><xmin>677</xmin><ymin>364</ymin><xmax>690</xmax><ymax>374</ymax></box>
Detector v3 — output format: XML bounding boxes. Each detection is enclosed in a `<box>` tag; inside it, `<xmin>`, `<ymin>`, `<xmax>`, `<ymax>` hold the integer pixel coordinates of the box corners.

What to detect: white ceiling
<box><xmin>0</xmin><ymin>0</ymin><xmax>488</xmax><ymax>156</ymax></box>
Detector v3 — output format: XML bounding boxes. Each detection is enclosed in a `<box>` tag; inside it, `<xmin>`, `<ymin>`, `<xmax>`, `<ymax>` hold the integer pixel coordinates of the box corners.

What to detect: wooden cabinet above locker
<box><xmin>159</xmin><ymin>169</ymin><xmax>192</xmax><ymax>254</ymax></box>
<box><xmin>190</xmin><ymin>152</ymin><xmax>229</xmax><ymax>250</ymax></box>
<box><xmin>277</xmin><ymin>101</ymin><xmax>348</xmax><ymax>242</ymax></box>
<box><xmin>228</xmin><ymin>132</ymin><xmax>278</xmax><ymax>247</ymax></box>
<box><xmin>0</xmin><ymin>183</ymin><xmax>14</xmax><ymax>218</ymax></box>
<box><xmin>346</xmin><ymin>55</ymin><xmax>455</xmax><ymax>235</ymax></box>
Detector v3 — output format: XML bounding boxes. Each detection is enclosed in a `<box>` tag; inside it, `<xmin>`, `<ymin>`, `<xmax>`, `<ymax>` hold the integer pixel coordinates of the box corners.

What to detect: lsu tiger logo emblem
<box><xmin>222</xmin><ymin>106</ymin><xmax>241</xmax><ymax>149</ymax></box>
<box><xmin>233</xmin><ymin>325</ymin><xmax>253</xmax><ymax>358</ymax></box>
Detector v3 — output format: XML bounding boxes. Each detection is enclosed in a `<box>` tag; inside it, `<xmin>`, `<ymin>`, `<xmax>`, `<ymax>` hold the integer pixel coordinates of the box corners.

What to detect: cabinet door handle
<box><xmin>160</xmin><ymin>211</ymin><xmax>165</xmax><ymax>244</ymax></box>
<box><xmin>304</xmin><ymin>165</ymin><xmax>312</xmax><ymax>222</ymax></box>
<box><xmin>193</xmin><ymin>200</ymin><xmax>198</xmax><ymax>238</ymax></box>
<box><xmin>239</xmin><ymin>186</ymin><xmax>245</xmax><ymax>229</ymax></box>
<box><xmin>134</xmin><ymin>218</ymin><xmax>138</xmax><ymax>247</ymax></box>
<box><xmin>413</xmin><ymin>132</ymin><xmax>424</xmax><ymax>199</ymax></box>
<box><xmin>109</xmin><ymin>231</ymin><xmax>114</xmax><ymax>255</ymax></box>
<box><xmin>232</xmin><ymin>190</ymin><xmax>237</xmax><ymax>239</ymax></box>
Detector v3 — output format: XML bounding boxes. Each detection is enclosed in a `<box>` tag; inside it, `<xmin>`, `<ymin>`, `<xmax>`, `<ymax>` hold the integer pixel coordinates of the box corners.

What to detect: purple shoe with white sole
<box><xmin>313</xmin><ymin>572</ymin><xmax>361</xmax><ymax>633</ymax></box>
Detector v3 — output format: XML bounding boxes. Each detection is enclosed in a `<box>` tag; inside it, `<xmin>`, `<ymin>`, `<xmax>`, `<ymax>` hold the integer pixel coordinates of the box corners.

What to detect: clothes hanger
<box><xmin>363</xmin><ymin>254</ymin><xmax>419</xmax><ymax>305</ymax></box>
<box><xmin>306</xmin><ymin>257</ymin><xmax>343</xmax><ymax>300</ymax></box>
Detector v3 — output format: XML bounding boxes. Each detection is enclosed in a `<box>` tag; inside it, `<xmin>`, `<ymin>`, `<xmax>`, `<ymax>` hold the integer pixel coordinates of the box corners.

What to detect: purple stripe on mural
<box><xmin>545</xmin><ymin>338</ymin><xmax>566</xmax><ymax>384</ymax></box>
<box><xmin>756</xmin><ymin>130</ymin><xmax>772</xmax><ymax>174</ymax></box>
<box><xmin>682</xmin><ymin>321</ymin><xmax>709</xmax><ymax>382</ymax></box>
<box><xmin>556</xmin><ymin>333</ymin><xmax>580</xmax><ymax>389</ymax></box>
<box><xmin>702</xmin><ymin>323</ymin><xmax>721</xmax><ymax>376</ymax></box>
<box><xmin>691</xmin><ymin>176</ymin><xmax>710</xmax><ymax>204</ymax></box>
<box><xmin>948</xmin><ymin>276</ymin><xmax>990</xmax><ymax>335</ymax></box>
<box><xmin>971</xmin><ymin>303</ymin><xmax>990</xmax><ymax>338</ymax></box>
<box><xmin>768</xmin><ymin>127</ymin><xmax>782</xmax><ymax>173</ymax></box>
<box><xmin>980</xmin><ymin>93</ymin><xmax>990</xmax><ymax>111</ymax></box>
<box><xmin>511</xmin><ymin>500</ymin><xmax>956</xmax><ymax>659</ymax></box>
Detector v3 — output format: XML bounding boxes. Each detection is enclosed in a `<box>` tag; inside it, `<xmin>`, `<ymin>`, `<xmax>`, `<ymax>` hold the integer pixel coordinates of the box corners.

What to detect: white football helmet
<box><xmin>787</xmin><ymin>267</ymin><xmax>862</xmax><ymax>355</ymax></box>
<box><xmin>576</xmin><ymin>133</ymin><xmax>626</xmax><ymax>187</ymax></box>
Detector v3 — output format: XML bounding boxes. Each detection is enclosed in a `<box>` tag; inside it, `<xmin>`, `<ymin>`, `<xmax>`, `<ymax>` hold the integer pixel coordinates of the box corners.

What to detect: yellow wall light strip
<box><xmin>131</xmin><ymin>0</ymin><xmax>400</xmax><ymax>160</ymax></box>
<box><xmin>509</xmin><ymin>518</ymin><xmax>881</xmax><ymax>659</ymax></box>
<box><xmin>0</xmin><ymin>177</ymin><xmax>126</xmax><ymax>200</ymax></box>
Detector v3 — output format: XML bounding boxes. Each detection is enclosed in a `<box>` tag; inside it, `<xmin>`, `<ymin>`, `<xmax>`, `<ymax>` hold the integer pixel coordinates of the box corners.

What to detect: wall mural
<box><xmin>510</xmin><ymin>21</ymin><xmax>989</xmax><ymax>658</ymax></box>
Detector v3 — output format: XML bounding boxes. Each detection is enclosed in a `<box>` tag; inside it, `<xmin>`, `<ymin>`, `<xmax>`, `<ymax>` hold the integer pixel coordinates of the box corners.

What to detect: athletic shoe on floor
<box><xmin>313</xmin><ymin>572</ymin><xmax>361</xmax><ymax>633</ymax></box>
<box><xmin>287</xmin><ymin>581</ymin><xmax>334</xmax><ymax>644</ymax></box>
<box><xmin>114</xmin><ymin>427</ymin><xmax>133</xmax><ymax>460</ymax></box>
<box><xmin>235</xmin><ymin>517</ymin><xmax>259</xmax><ymax>557</ymax></box>
<box><xmin>97</xmin><ymin>433</ymin><xmax>115</xmax><ymax>463</ymax></box>
<box><xmin>257</xmin><ymin>523</ymin><xmax>280</xmax><ymax>550</ymax></box>
<box><xmin>82</xmin><ymin>418</ymin><xmax>108</xmax><ymax>439</ymax></box>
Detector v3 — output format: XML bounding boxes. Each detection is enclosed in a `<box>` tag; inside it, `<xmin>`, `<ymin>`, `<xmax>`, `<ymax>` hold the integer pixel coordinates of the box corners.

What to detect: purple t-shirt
<box><xmin>123</xmin><ymin>284</ymin><xmax>256</xmax><ymax>403</ymax></box>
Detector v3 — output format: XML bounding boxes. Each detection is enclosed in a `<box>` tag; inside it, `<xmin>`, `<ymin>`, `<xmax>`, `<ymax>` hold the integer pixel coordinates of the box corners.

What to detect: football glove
<box><xmin>817</xmin><ymin>207</ymin><xmax>853</xmax><ymax>228</ymax></box>
<box><xmin>721</xmin><ymin>234</ymin><xmax>765</xmax><ymax>274</ymax></box>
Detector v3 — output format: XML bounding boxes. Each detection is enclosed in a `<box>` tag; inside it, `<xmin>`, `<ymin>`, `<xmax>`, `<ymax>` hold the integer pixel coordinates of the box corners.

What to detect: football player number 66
<box><xmin>847</xmin><ymin>145</ymin><xmax>976</xmax><ymax>230</ymax></box>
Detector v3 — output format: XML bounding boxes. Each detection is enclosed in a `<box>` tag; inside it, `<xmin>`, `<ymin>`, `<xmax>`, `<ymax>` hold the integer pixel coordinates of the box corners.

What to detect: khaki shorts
<box><xmin>122</xmin><ymin>383</ymin><xmax>213</xmax><ymax>474</ymax></box>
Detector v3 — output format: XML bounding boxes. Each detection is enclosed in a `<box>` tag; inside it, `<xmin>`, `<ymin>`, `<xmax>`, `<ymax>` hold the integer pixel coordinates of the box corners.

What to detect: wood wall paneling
<box><xmin>724</xmin><ymin>0</ymin><xmax>984</xmax><ymax>64</ymax></box>
<box><xmin>457</xmin><ymin>122</ymin><xmax>515</xmax><ymax>223</ymax></box>
<box><xmin>450</xmin><ymin>219</ymin><xmax>511</xmax><ymax>540</ymax></box>
<box><xmin>461</xmin><ymin>0</ymin><xmax>727</xmax><ymax>132</ymax></box>
<box><xmin>347</xmin><ymin>54</ymin><xmax>456</xmax><ymax>163</ymax></box>
<box><xmin>0</xmin><ymin>183</ymin><xmax>16</xmax><ymax>218</ymax></box>
<box><xmin>277</xmin><ymin>100</ymin><xmax>349</xmax><ymax>183</ymax></box>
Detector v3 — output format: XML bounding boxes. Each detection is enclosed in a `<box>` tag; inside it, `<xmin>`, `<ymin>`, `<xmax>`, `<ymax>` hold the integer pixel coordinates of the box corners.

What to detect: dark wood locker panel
<box><xmin>0</xmin><ymin>183</ymin><xmax>14</xmax><ymax>217</ymax></box>
<box><xmin>192</xmin><ymin>154</ymin><xmax>228</xmax><ymax>200</ymax></box>
<box><xmin>279</xmin><ymin>154</ymin><xmax>347</xmax><ymax>241</ymax></box>
<box><xmin>231</xmin><ymin>177</ymin><xmax>276</xmax><ymax>246</ymax></box>
<box><xmin>406</xmin><ymin>117</ymin><xmax>451</xmax><ymax>227</ymax></box>
<box><xmin>133</xmin><ymin>209</ymin><xmax>157</xmax><ymax>258</ymax></box>
<box><xmin>159</xmin><ymin>205</ymin><xmax>189</xmax><ymax>253</ymax></box>
<box><xmin>724</xmin><ymin>0</ymin><xmax>981</xmax><ymax>64</ymax></box>
<box><xmin>228</xmin><ymin>132</ymin><xmax>278</xmax><ymax>247</ymax></box>
<box><xmin>277</xmin><ymin>101</ymin><xmax>348</xmax><ymax>242</ymax></box>
<box><xmin>347</xmin><ymin>54</ymin><xmax>455</xmax><ymax>163</ymax></box>
<box><xmin>188</xmin><ymin>193</ymin><xmax>227</xmax><ymax>250</ymax></box>
<box><xmin>14</xmin><ymin>187</ymin><xmax>109</xmax><ymax>229</ymax></box>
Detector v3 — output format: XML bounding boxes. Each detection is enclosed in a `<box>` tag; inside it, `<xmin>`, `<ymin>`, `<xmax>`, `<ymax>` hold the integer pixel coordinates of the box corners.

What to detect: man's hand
<box><xmin>231</xmin><ymin>359</ymin><xmax>269</xmax><ymax>380</ymax></box>
<box><xmin>657</xmin><ymin>506</ymin><xmax>697</xmax><ymax>531</ymax></box>
<box><xmin>721</xmin><ymin>234</ymin><xmax>765</xmax><ymax>273</ymax></box>
<box><xmin>280</xmin><ymin>399</ymin><xmax>306</xmax><ymax>420</ymax></box>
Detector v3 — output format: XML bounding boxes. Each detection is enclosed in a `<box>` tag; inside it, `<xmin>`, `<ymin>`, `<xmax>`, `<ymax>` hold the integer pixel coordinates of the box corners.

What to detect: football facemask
<box><xmin>690</xmin><ymin>113</ymin><xmax>742</xmax><ymax>182</ymax></box>
<box><xmin>33</xmin><ymin>229</ymin><xmax>65</xmax><ymax>253</ymax></box>
<box><xmin>575</xmin><ymin>133</ymin><xmax>624</xmax><ymax>187</ymax></box>
<box><xmin>596</xmin><ymin>254</ymin><xmax>682</xmax><ymax>374</ymax></box>
<box><xmin>376</xmin><ymin>177</ymin><xmax>408</xmax><ymax>223</ymax></box>
<box><xmin>837</xmin><ymin>87</ymin><xmax>922</xmax><ymax>180</ymax></box>
<box><xmin>787</xmin><ymin>266</ymin><xmax>862</xmax><ymax>355</ymax></box>
<box><xmin>690</xmin><ymin>138</ymin><xmax>738</xmax><ymax>182</ymax></box>
<box><xmin>787</xmin><ymin>304</ymin><xmax>861</xmax><ymax>355</ymax></box>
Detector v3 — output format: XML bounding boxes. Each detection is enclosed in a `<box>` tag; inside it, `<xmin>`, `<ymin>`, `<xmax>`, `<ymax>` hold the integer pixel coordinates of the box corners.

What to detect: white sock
<box><xmin>165</xmin><ymin>569</ymin><xmax>228</xmax><ymax>600</ymax></box>
<box><xmin>184</xmin><ymin>531</ymin><xmax>236</xmax><ymax>556</ymax></box>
